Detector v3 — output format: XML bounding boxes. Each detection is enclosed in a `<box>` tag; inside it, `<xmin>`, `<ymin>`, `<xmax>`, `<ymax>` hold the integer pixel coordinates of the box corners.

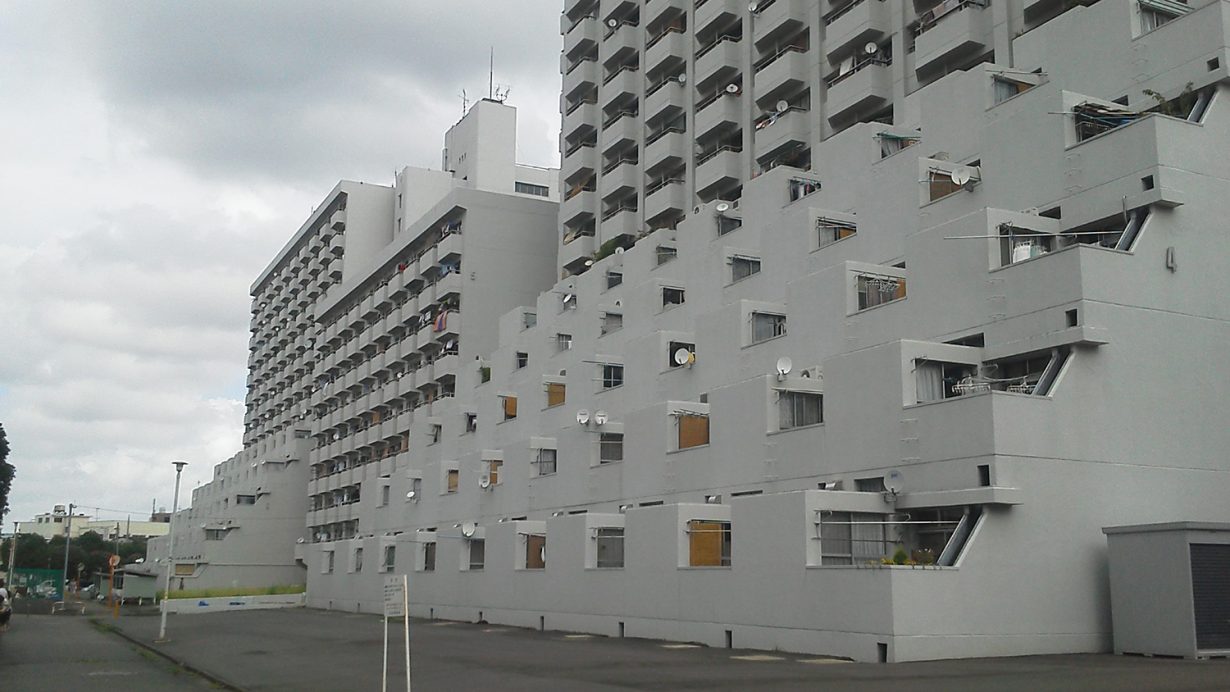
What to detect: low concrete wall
<box><xmin>164</xmin><ymin>593</ymin><xmax>306</xmax><ymax>614</ymax></box>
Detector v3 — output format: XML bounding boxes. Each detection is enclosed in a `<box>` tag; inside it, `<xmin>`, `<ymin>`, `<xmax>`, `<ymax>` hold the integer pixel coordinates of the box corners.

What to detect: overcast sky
<box><xmin>0</xmin><ymin>1</ymin><xmax>562</xmax><ymax>528</ymax></box>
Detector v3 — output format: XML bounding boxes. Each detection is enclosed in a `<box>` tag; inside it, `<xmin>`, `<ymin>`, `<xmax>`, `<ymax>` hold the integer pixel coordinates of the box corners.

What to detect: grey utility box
<box><xmin>1103</xmin><ymin>523</ymin><xmax>1230</xmax><ymax>659</ymax></box>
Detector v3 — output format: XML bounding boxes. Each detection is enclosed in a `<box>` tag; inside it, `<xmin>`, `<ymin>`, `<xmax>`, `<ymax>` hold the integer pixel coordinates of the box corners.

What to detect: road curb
<box><xmin>90</xmin><ymin>618</ymin><xmax>246</xmax><ymax>692</ymax></box>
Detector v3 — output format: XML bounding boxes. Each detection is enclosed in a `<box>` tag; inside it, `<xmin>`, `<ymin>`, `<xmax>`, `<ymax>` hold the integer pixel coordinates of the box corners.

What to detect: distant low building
<box><xmin>16</xmin><ymin>505</ymin><xmax>170</xmax><ymax>540</ymax></box>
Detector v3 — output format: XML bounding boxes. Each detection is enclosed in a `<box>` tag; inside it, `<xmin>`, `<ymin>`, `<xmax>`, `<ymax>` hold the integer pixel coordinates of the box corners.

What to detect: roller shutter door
<box><xmin>1191</xmin><ymin>544</ymin><xmax>1230</xmax><ymax>651</ymax></box>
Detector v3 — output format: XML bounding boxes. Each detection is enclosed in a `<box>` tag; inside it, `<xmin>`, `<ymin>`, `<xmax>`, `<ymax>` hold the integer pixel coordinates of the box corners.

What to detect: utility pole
<box><xmin>61</xmin><ymin>503</ymin><xmax>74</xmax><ymax>601</ymax></box>
<box><xmin>157</xmin><ymin>461</ymin><xmax>188</xmax><ymax>643</ymax></box>
<box><xmin>7</xmin><ymin>521</ymin><xmax>17</xmax><ymax>587</ymax></box>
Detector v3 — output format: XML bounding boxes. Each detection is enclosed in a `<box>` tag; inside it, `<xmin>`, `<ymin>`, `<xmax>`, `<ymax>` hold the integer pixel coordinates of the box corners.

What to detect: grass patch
<box><xmin>161</xmin><ymin>584</ymin><xmax>305</xmax><ymax>600</ymax></box>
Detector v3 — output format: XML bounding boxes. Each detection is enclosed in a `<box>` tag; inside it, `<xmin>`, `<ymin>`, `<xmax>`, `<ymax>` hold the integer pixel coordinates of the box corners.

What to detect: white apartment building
<box><xmin>153</xmin><ymin>99</ymin><xmax>561</xmax><ymax>591</ymax></box>
<box><xmin>171</xmin><ymin>0</ymin><xmax>1230</xmax><ymax>663</ymax></box>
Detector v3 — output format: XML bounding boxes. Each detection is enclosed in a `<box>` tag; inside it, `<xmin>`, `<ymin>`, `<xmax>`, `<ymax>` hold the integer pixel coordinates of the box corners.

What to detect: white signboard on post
<box><xmin>383</xmin><ymin>575</ymin><xmax>406</xmax><ymax>618</ymax></box>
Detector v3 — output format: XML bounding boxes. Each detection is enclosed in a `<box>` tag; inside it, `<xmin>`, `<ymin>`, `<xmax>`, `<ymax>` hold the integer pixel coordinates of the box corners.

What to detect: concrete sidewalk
<box><xmin>93</xmin><ymin>606</ymin><xmax>1230</xmax><ymax>692</ymax></box>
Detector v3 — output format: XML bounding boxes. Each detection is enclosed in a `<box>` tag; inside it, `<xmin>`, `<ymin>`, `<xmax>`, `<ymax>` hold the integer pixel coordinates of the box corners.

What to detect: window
<box><xmin>779</xmin><ymin>391</ymin><xmax>823</xmax><ymax>429</ymax></box>
<box><xmin>816</xmin><ymin>217</ymin><xmax>856</xmax><ymax>248</ymax></box>
<box><xmin>535</xmin><ymin>448</ymin><xmax>558</xmax><ymax>476</ymax></box>
<box><xmin>423</xmin><ymin>542</ymin><xmax>436</xmax><ymax>571</ymax></box>
<box><xmin>915</xmin><ymin>361</ymin><xmax>977</xmax><ymax>402</ymax></box>
<box><xmin>927</xmin><ymin>169</ymin><xmax>963</xmax><ymax>201</ymax></box>
<box><xmin>678</xmin><ymin>414</ymin><xmax>710</xmax><ymax>449</ymax></box>
<box><xmin>856</xmin><ymin>274</ymin><xmax>906</xmax><ymax>310</ymax></box>
<box><xmin>382</xmin><ymin>545</ymin><xmax>396</xmax><ymax>572</ymax></box>
<box><xmin>380</xmin><ymin>485</ymin><xmax>391</xmax><ymax>506</ymax></box>
<box><xmin>751</xmin><ymin>312</ymin><xmax>786</xmax><ymax>343</ymax></box>
<box><xmin>515</xmin><ymin>181</ymin><xmax>550</xmax><ymax>197</ymax></box>
<box><xmin>656</xmin><ymin>245</ymin><xmax>677</xmax><ymax>266</ymax></box>
<box><xmin>523</xmin><ymin>312</ymin><xmax>537</xmax><ymax>329</ymax></box>
<box><xmin>446</xmin><ymin>469</ymin><xmax>459</xmax><ymax>493</ymax></box>
<box><xmin>600</xmin><ymin>433</ymin><xmax>624</xmax><ymax>464</ymax></box>
<box><xmin>600</xmin><ymin>312</ymin><xmax>623</xmax><ymax>335</ymax></box>
<box><xmin>323</xmin><ymin>550</ymin><xmax>335</xmax><ymax>574</ymax></box>
<box><xmin>602</xmin><ymin>363</ymin><xmax>624</xmax><ymax>389</ymax></box>
<box><xmin>464</xmin><ymin>412</ymin><xmax>478</xmax><ymax>433</ymax></box>
<box><xmin>730</xmin><ymin>256</ymin><xmax>760</xmax><ymax>282</ymax></box>
<box><xmin>204</xmin><ymin>529</ymin><xmax>227</xmax><ymax>541</ymax></box>
<box><xmin>606</xmin><ymin>270</ymin><xmax>623</xmax><ymax>288</ymax></box>
<box><xmin>486</xmin><ymin>459</ymin><xmax>502</xmax><ymax>485</ymax></box>
<box><xmin>820</xmin><ymin>512</ymin><xmax>888</xmax><ymax>565</ymax></box>
<box><xmin>556</xmin><ymin>333</ymin><xmax>573</xmax><ymax>352</ymax></box>
<box><xmin>502</xmin><ymin>395</ymin><xmax>518</xmax><ymax>420</ymax></box>
<box><xmin>688</xmin><ymin>520</ymin><xmax>731</xmax><ymax>567</ymax></box>
<box><xmin>1139</xmin><ymin>0</ymin><xmax>1189</xmax><ymax>33</ymax></box>
<box><xmin>992</xmin><ymin>76</ymin><xmax>1032</xmax><ymax>105</ymax></box>
<box><xmin>515</xmin><ymin>352</ymin><xmax>528</xmax><ymax>369</ymax></box>
<box><xmin>596</xmin><ymin>528</ymin><xmax>625</xmax><ymax>568</ymax></box>
<box><xmin>353</xmin><ymin>547</ymin><xmax>364</xmax><ymax>573</ymax></box>
<box><xmin>561</xmin><ymin>292</ymin><xmax>578</xmax><ymax>311</ymax></box>
<box><xmin>717</xmin><ymin>215</ymin><xmax>742</xmax><ymax>236</ymax></box>
<box><xmin>430</xmin><ymin>424</ymin><xmax>442</xmax><ymax>444</ymax></box>
<box><xmin>667</xmin><ymin>341</ymin><xmax>695</xmax><ymax>369</ymax></box>
<box><xmin>546</xmin><ymin>382</ymin><xmax>566</xmax><ymax>408</ymax></box>
<box><xmin>662</xmin><ymin>287</ymin><xmax>685</xmax><ymax>308</ymax></box>
<box><xmin>526</xmin><ymin>534</ymin><xmax>546</xmax><ymax>569</ymax></box>
<box><xmin>236</xmin><ymin>494</ymin><xmax>256</xmax><ymax>505</ymax></box>
<box><xmin>788</xmin><ymin>177</ymin><xmax>821</xmax><ymax>202</ymax></box>
<box><xmin>467</xmin><ymin>539</ymin><xmax>485</xmax><ymax>570</ymax></box>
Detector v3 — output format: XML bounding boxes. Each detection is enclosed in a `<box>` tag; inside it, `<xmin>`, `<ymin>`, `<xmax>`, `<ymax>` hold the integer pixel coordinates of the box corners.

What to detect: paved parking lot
<box><xmin>92</xmin><ymin>607</ymin><xmax>1230</xmax><ymax>692</ymax></box>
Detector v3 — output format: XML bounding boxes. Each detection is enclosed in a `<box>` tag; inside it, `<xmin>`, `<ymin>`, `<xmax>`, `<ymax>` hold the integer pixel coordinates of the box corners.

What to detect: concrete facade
<box><xmin>172</xmin><ymin>0</ymin><xmax>1230</xmax><ymax>664</ymax></box>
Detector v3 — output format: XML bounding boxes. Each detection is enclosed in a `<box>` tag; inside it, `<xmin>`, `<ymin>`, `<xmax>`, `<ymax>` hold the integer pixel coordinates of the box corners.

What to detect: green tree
<box><xmin>14</xmin><ymin>533</ymin><xmax>50</xmax><ymax>568</ymax></box>
<box><xmin>0</xmin><ymin>423</ymin><xmax>12</xmax><ymax>524</ymax></box>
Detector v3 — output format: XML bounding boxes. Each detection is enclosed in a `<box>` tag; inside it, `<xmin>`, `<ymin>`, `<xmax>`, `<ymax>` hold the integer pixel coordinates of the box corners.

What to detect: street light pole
<box><xmin>157</xmin><ymin>461</ymin><xmax>188</xmax><ymax>643</ymax></box>
<box><xmin>61</xmin><ymin>503</ymin><xmax>75</xmax><ymax>601</ymax></box>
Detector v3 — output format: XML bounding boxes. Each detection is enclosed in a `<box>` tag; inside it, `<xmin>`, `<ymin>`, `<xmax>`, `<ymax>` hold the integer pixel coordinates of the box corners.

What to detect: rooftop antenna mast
<box><xmin>460</xmin><ymin>89</ymin><xmax>469</xmax><ymax>116</ymax></box>
<box><xmin>489</xmin><ymin>46</ymin><xmax>495</xmax><ymax>100</ymax></box>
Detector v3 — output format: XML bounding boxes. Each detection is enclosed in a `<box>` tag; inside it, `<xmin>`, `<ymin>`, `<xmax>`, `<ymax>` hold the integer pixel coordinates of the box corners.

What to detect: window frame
<box><xmin>751</xmin><ymin>311</ymin><xmax>787</xmax><ymax>343</ymax></box>
<box><xmin>687</xmin><ymin>520</ymin><xmax>731</xmax><ymax>567</ymax></box>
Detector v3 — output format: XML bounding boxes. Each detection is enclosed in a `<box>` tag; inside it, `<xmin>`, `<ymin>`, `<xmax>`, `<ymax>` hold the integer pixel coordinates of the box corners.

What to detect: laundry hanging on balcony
<box><xmin>433</xmin><ymin>310</ymin><xmax>449</xmax><ymax>333</ymax></box>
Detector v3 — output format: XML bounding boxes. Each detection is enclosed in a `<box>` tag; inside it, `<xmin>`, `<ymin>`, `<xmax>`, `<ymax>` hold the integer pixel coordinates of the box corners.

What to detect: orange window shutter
<box><xmin>504</xmin><ymin>396</ymin><xmax>518</xmax><ymax>418</ymax></box>
<box><xmin>894</xmin><ymin>278</ymin><xmax>907</xmax><ymax>300</ymax></box>
<box><xmin>447</xmin><ymin>470</ymin><xmax>459</xmax><ymax>492</ymax></box>
<box><xmin>526</xmin><ymin>535</ymin><xmax>546</xmax><ymax>569</ymax></box>
<box><xmin>488</xmin><ymin>461</ymin><xmax>500</xmax><ymax>485</ymax></box>
<box><xmin>689</xmin><ymin>522</ymin><xmax>722</xmax><ymax>566</ymax></box>
<box><xmin>679</xmin><ymin>415</ymin><xmax>710</xmax><ymax>449</ymax></box>
<box><xmin>547</xmin><ymin>383</ymin><xmax>566</xmax><ymax>407</ymax></box>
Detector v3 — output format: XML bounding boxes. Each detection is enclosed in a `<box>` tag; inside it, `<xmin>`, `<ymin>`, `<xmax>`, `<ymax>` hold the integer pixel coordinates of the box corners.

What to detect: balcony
<box><xmin>752</xmin><ymin>0</ymin><xmax>809</xmax><ymax>51</ymax></box>
<box><xmin>826</xmin><ymin>61</ymin><xmax>892</xmax><ymax>123</ymax></box>
<box><xmin>600</xmin><ymin>22</ymin><xmax>638</xmax><ymax>68</ymax></box>
<box><xmin>753</xmin><ymin>46</ymin><xmax>809</xmax><ymax>108</ymax></box>
<box><xmin>644</xmin><ymin>79</ymin><xmax>685</xmax><ymax>123</ymax></box>
<box><xmin>646</xmin><ymin>28</ymin><xmax>687</xmax><ymax>75</ymax></box>
<box><xmin>563</xmin><ymin>100</ymin><xmax>598</xmax><ymax>140</ymax></box>
<box><xmin>433</xmin><ymin>353</ymin><xmax>459</xmax><ymax>385</ymax></box>
<box><xmin>561</xmin><ymin>188</ymin><xmax>597</xmax><ymax>225</ymax></box>
<box><xmin>914</xmin><ymin>1</ymin><xmax>992</xmax><ymax>77</ymax></box>
<box><xmin>600</xmin><ymin>112</ymin><xmax>639</xmax><ymax>156</ymax></box>
<box><xmin>564</xmin><ymin>59</ymin><xmax>600</xmax><ymax>100</ymax></box>
<box><xmin>560</xmin><ymin>233</ymin><xmax>597</xmax><ymax>274</ymax></box>
<box><xmin>644</xmin><ymin>179</ymin><xmax>687</xmax><ymax>224</ymax></box>
<box><xmin>600</xmin><ymin>205</ymin><xmax>638</xmax><ymax>244</ymax></box>
<box><xmin>645</xmin><ymin>128</ymin><xmax>686</xmax><ymax>175</ymax></box>
<box><xmin>564</xmin><ymin>16</ymin><xmax>600</xmax><ymax>59</ymax></box>
<box><xmin>601</xmin><ymin>160</ymin><xmax>639</xmax><ymax>201</ymax></box>
<box><xmin>754</xmin><ymin>107</ymin><xmax>810</xmax><ymax>160</ymax></box>
<box><xmin>824</xmin><ymin>0</ymin><xmax>893</xmax><ymax>60</ymax></box>
<box><xmin>695</xmin><ymin>36</ymin><xmax>742</xmax><ymax>91</ymax></box>
<box><xmin>695</xmin><ymin>0</ymin><xmax>742</xmax><ymax>37</ymax></box>
<box><xmin>696</xmin><ymin>92</ymin><xmax>743</xmax><ymax>140</ymax></box>
<box><xmin>562</xmin><ymin>143</ymin><xmax>597</xmax><ymax>182</ymax></box>
<box><xmin>645</xmin><ymin>0</ymin><xmax>687</xmax><ymax>28</ymax></box>
<box><xmin>600</xmin><ymin>66</ymin><xmax>639</xmax><ymax>110</ymax></box>
<box><xmin>696</xmin><ymin>147</ymin><xmax>743</xmax><ymax>197</ymax></box>
<box><xmin>435</xmin><ymin>232</ymin><xmax>462</xmax><ymax>266</ymax></box>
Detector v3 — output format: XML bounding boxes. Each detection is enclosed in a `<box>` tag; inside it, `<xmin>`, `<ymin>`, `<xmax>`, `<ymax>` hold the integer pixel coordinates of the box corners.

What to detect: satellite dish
<box><xmin>725</xmin><ymin>83</ymin><xmax>740</xmax><ymax>94</ymax></box>
<box><xmin>748</xmin><ymin>1</ymin><xmax>759</xmax><ymax>11</ymax></box>
<box><xmin>594</xmin><ymin>410</ymin><xmax>608</xmax><ymax>425</ymax></box>
<box><xmin>677</xmin><ymin>73</ymin><xmax>687</xmax><ymax>84</ymax></box>
<box><xmin>406</xmin><ymin>490</ymin><xmax>418</xmax><ymax>500</ymax></box>
<box><xmin>864</xmin><ymin>42</ymin><xmax>879</xmax><ymax>55</ymax></box>
<box><xmin>562</xmin><ymin>292</ymin><xmax>575</xmax><ymax>303</ymax></box>
<box><xmin>776</xmin><ymin>99</ymin><xmax>790</xmax><ymax>113</ymax></box>
<box><xmin>775</xmin><ymin>356</ymin><xmax>793</xmax><ymax>376</ymax></box>
<box><xmin>479</xmin><ymin>476</ymin><xmax>492</xmax><ymax>489</ymax></box>
<box><xmin>673</xmin><ymin>348</ymin><xmax>692</xmax><ymax>366</ymax></box>
<box><xmin>951</xmin><ymin>167</ymin><xmax>972</xmax><ymax>186</ymax></box>
<box><xmin>296</xmin><ymin>537</ymin><xmax>306</xmax><ymax>544</ymax></box>
<box><xmin>460</xmin><ymin>522</ymin><xmax>477</xmax><ymax>537</ymax></box>
<box><xmin>607</xmin><ymin>18</ymin><xmax>619</xmax><ymax>27</ymax></box>
<box><xmin>614</xmin><ymin>247</ymin><xmax>625</xmax><ymax>255</ymax></box>
<box><xmin>584</xmin><ymin>259</ymin><xmax>594</xmax><ymax>266</ymax></box>
<box><xmin>577</xmin><ymin>409</ymin><xmax>591</xmax><ymax>425</ymax></box>
<box><xmin>884</xmin><ymin>469</ymin><xmax>906</xmax><ymax>495</ymax></box>
<box><xmin>715</xmin><ymin>202</ymin><xmax>731</xmax><ymax>213</ymax></box>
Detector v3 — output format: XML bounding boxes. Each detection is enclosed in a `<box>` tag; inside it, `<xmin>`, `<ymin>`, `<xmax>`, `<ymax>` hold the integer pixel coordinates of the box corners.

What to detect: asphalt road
<box><xmin>99</xmin><ymin>607</ymin><xmax>1230</xmax><ymax>692</ymax></box>
<box><xmin>0</xmin><ymin>612</ymin><xmax>218</xmax><ymax>692</ymax></box>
